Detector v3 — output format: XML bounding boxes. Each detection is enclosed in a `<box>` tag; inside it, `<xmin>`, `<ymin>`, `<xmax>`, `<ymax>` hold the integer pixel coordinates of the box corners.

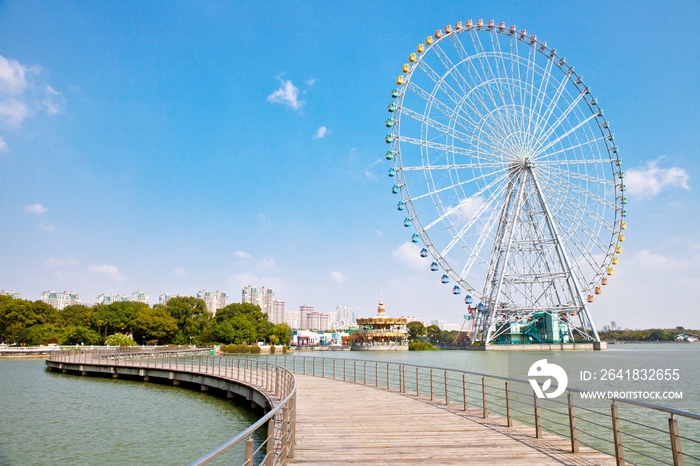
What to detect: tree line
<box><xmin>0</xmin><ymin>295</ymin><xmax>291</xmax><ymax>346</ymax></box>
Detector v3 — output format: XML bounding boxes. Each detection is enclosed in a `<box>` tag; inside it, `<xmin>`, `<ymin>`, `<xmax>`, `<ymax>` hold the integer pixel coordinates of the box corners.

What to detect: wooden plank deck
<box><xmin>289</xmin><ymin>375</ymin><xmax>615</xmax><ymax>465</ymax></box>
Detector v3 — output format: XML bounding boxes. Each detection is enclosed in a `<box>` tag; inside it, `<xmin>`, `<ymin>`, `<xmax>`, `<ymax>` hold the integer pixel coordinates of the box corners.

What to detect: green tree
<box><xmin>426</xmin><ymin>325</ymin><xmax>441</xmax><ymax>342</ymax></box>
<box><xmin>165</xmin><ymin>297</ymin><xmax>211</xmax><ymax>339</ymax></box>
<box><xmin>59</xmin><ymin>305</ymin><xmax>95</xmax><ymax>328</ymax></box>
<box><xmin>407</xmin><ymin>321</ymin><xmax>426</xmax><ymax>340</ymax></box>
<box><xmin>95</xmin><ymin>302</ymin><xmax>143</xmax><ymax>336</ymax></box>
<box><xmin>61</xmin><ymin>326</ymin><xmax>102</xmax><ymax>345</ymax></box>
<box><xmin>132</xmin><ymin>305</ymin><xmax>178</xmax><ymax>344</ymax></box>
<box><xmin>19</xmin><ymin>324</ymin><xmax>63</xmax><ymax>345</ymax></box>
<box><xmin>268</xmin><ymin>323</ymin><xmax>291</xmax><ymax>345</ymax></box>
<box><xmin>0</xmin><ymin>298</ymin><xmax>59</xmax><ymax>344</ymax></box>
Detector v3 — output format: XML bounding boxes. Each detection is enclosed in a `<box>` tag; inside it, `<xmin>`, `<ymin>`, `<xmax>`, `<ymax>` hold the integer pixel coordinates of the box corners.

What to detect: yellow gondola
<box><xmin>612</xmin><ymin>257</ymin><xmax>619</xmax><ymax>265</ymax></box>
<box><xmin>416</xmin><ymin>44</ymin><xmax>424</xmax><ymax>53</ymax></box>
<box><xmin>616</xmin><ymin>245</ymin><xmax>623</xmax><ymax>254</ymax></box>
<box><xmin>402</xmin><ymin>63</ymin><xmax>410</xmax><ymax>73</ymax></box>
<box><xmin>606</xmin><ymin>267</ymin><xmax>614</xmax><ymax>276</ymax></box>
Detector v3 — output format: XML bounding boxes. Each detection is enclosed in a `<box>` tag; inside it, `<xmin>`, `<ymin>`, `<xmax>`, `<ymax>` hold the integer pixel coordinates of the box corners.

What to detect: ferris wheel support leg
<box><xmin>530</xmin><ymin>170</ymin><xmax>601</xmax><ymax>343</ymax></box>
<box><xmin>482</xmin><ymin>170</ymin><xmax>529</xmax><ymax>344</ymax></box>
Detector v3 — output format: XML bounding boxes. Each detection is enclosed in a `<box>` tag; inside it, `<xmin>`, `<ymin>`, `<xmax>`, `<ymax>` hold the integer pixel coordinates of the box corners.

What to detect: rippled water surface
<box><xmin>0</xmin><ymin>358</ymin><xmax>259</xmax><ymax>466</ymax></box>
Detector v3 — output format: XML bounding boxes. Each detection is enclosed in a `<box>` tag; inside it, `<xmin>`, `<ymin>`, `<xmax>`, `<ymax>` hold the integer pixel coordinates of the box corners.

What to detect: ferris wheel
<box><xmin>386</xmin><ymin>19</ymin><xmax>627</xmax><ymax>344</ymax></box>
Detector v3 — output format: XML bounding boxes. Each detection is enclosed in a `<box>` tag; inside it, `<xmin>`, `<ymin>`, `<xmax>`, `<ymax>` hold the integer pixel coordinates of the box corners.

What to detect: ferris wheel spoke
<box><xmin>478</xmin><ymin>33</ymin><xmax>522</xmax><ymax>138</ymax></box>
<box><xmin>530</xmin><ymin>92</ymin><xmax>589</xmax><ymax>153</ymax></box>
<box><xmin>544</xmin><ymin>164</ymin><xmax>616</xmax><ymax>188</ymax></box>
<box><xmin>529</xmin><ymin>70</ymin><xmax>571</xmax><ymax>142</ymax></box>
<box><xmin>533</xmin><ymin>111</ymin><xmax>602</xmax><ymax>157</ymax></box>
<box><xmin>441</xmin><ymin>178</ymin><xmax>511</xmax><ymax>264</ymax></box>
<box><xmin>542</xmin><ymin>166</ymin><xmax>618</xmax><ymax>209</ymax></box>
<box><xmin>537</xmin><ymin>158</ymin><xmax>611</xmax><ymax>167</ymax></box>
<box><xmin>405</xmin><ymin>167</ymin><xmax>509</xmax><ymax>202</ymax></box>
<box><xmin>400</xmin><ymin>105</ymin><xmax>502</xmax><ymax>155</ymax></box>
<box><xmin>401</xmin><ymin>161</ymin><xmax>505</xmax><ymax>172</ymax></box>
<box><xmin>420</xmin><ymin>169</ymin><xmax>511</xmax><ymax>233</ymax></box>
<box><xmin>539</xmin><ymin>172</ymin><xmax>616</xmax><ymax>239</ymax></box>
<box><xmin>529</xmin><ymin>55</ymin><xmax>556</xmax><ymax>140</ymax></box>
<box><xmin>512</xmin><ymin>37</ymin><xmax>529</xmax><ymax>143</ymax></box>
<box><xmin>399</xmin><ymin>135</ymin><xmax>503</xmax><ymax>161</ymax></box>
<box><xmin>536</xmin><ymin>135</ymin><xmax>609</xmax><ymax>160</ymax></box>
<box><xmin>406</xmin><ymin>75</ymin><xmax>509</xmax><ymax>144</ymax></box>
<box><xmin>460</xmin><ymin>206</ymin><xmax>502</xmax><ymax>278</ymax></box>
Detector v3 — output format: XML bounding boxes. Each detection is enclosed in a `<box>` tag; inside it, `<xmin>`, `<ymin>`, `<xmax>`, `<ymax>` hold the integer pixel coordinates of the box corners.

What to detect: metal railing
<box><xmin>264</xmin><ymin>355</ymin><xmax>699</xmax><ymax>466</ymax></box>
<box><xmin>47</xmin><ymin>349</ymin><xmax>297</xmax><ymax>466</ymax></box>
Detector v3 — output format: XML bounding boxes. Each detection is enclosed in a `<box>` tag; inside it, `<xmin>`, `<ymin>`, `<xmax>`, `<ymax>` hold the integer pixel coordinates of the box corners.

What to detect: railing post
<box><xmin>611</xmin><ymin>402</ymin><xmax>626</xmax><ymax>465</ymax></box>
<box><xmin>343</xmin><ymin>360</ymin><xmax>346</xmax><ymax>381</ymax></box>
<box><xmin>463</xmin><ymin>374</ymin><xmax>468</xmax><ymax>411</ymax></box>
<box><xmin>533</xmin><ymin>392</ymin><xmax>542</xmax><ymax>438</ymax></box>
<box><xmin>505</xmin><ymin>381</ymin><xmax>512</xmax><ymax>427</ymax></box>
<box><xmin>567</xmin><ymin>392</ymin><xmax>579</xmax><ymax>453</ymax></box>
<box><xmin>354</xmin><ymin>361</ymin><xmax>357</xmax><ymax>384</ymax></box>
<box><xmin>400</xmin><ymin>365</ymin><xmax>405</xmax><ymax>393</ymax></box>
<box><xmin>313</xmin><ymin>357</ymin><xmax>316</xmax><ymax>376</ymax></box>
<box><xmin>416</xmin><ymin>367</ymin><xmax>420</xmax><ymax>396</ymax></box>
<box><xmin>322</xmin><ymin>358</ymin><xmax>325</xmax><ymax>378</ymax></box>
<box><xmin>280</xmin><ymin>404</ymin><xmax>289</xmax><ymax>463</ymax></box>
<box><xmin>244</xmin><ymin>436</ymin><xmax>254</xmax><ymax>465</ymax></box>
<box><xmin>289</xmin><ymin>394</ymin><xmax>296</xmax><ymax>459</ymax></box>
<box><xmin>482</xmin><ymin>377</ymin><xmax>488</xmax><ymax>419</ymax></box>
<box><xmin>364</xmin><ymin>362</ymin><xmax>367</xmax><ymax>385</ymax></box>
<box><xmin>669</xmin><ymin>415</ymin><xmax>684</xmax><ymax>466</ymax></box>
<box><xmin>375</xmin><ymin>364</ymin><xmax>379</xmax><ymax>387</ymax></box>
<box><xmin>430</xmin><ymin>369</ymin><xmax>434</xmax><ymax>401</ymax></box>
<box><xmin>265</xmin><ymin>417</ymin><xmax>275</xmax><ymax>466</ymax></box>
<box><xmin>333</xmin><ymin>359</ymin><xmax>336</xmax><ymax>379</ymax></box>
<box><xmin>444</xmin><ymin>371</ymin><xmax>449</xmax><ymax>405</ymax></box>
<box><xmin>387</xmin><ymin>364</ymin><xmax>390</xmax><ymax>390</ymax></box>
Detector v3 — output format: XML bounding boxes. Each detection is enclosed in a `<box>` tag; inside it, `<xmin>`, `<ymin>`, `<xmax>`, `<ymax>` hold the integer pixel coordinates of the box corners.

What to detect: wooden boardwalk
<box><xmin>289</xmin><ymin>375</ymin><xmax>615</xmax><ymax>465</ymax></box>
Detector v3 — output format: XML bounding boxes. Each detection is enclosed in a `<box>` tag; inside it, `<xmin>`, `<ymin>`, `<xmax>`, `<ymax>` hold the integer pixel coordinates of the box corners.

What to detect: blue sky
<box><xmin>1</xmin><ymin>1</ymin><xmax>698</xmax><ymax>329</ymax></box>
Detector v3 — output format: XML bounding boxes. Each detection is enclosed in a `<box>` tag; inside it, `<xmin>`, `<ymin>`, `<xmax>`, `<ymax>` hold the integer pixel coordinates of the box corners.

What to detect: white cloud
<box><xmin>448</xmin><ymin>196</ymin><xmax>487</xmax><ymax>226</ymax></box>
<box><xmin>267</xmin><ymin>79</ymin><xmax>304</xmax><ymax>110</ymax></box>
<box><xmin>391</xmin><ymin>242</ymin><xmax>426</xmax><ymax>270</ymax></box>
<box><xmin>39</xmin><ymin>221</ymin><xmax>55</xmax><ymax>232</ymax></box>
<box><xmin>0</xmin><ymin>55</ymin><xmax>32</xmax><ymax>96</ymax></box>
<box><xmin>45</xmin><ymin>256</ymin><xmax>79</xmax><ymax>268</ymax></box>
<box><xmin>89</xmin><ymin>264</ymin><xmax>124</xmax><ymax>282</ymax></box>
<box><xmin>305</xmin><ymin>78</ymin><xmax>316</xmax><ymax>88</ymax></box>
<box><xmin>258</xmin><ymin>213</ymin><xmax>271</xmax><ymax>228</ymax></box>
<box><xmin>0</xmin><ymin>136</ymin><xmax>7</xmax><ymax>152</ymax></box>
<box><xmin>329</xmin><ymin>271</ymin><xmax>347</xmax><ymax>284</ymax></box>
<box><xmin>625</xmin><ymin>160</ymin><xmax>690</xmax><ymax>199</ymax></box>
<box><xmin>235</xmin><ymin>251</ymin><xmax>253</xmax><ymax>261</ymax></box>
<box><xmin>43</xmin><ymin>85</ymin><xmax>66</xmax><ymax>115</ymax></box>
<box><xmin>256</xmin><ymin>258</ymin><xmax>278</xmax><ymax>272</ymax></box>
<box><xmin>173</xmin><ymin>267</ymin><xmax>186</xmax><ymax>277</ymax></box>
<box><xmin>24</xmin><ymin>203</ymin><xmax>47</xmax><ymax>214</ymax></box>
<box><xmin>315</xmin><ymin>126</ymin><xmax>330</xmax><ymax>139</ymax></box>
<box><xmin>0</xmin><ymin>98</ymin><xmax>29</xmax><ymax>127</ymax></box>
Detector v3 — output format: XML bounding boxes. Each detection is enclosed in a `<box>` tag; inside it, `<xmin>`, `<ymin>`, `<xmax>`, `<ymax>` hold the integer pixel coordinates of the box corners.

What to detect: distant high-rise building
<box><xmin>299</xmin><ymin>304</ymin><xmax>314</xmax><ymax>328</ymax></box>
<box><xmin>286</xmin><ymin>310</ymin><xmax>301</xmax><ymax>329</ymax></box>
<box><xmin>96</xmin><ymin>294</ymin><xmax>130</xmax><ymax>305</ymax></box>
<box><xmin>159</xmin><ymin>293</ymin><xmax>173</xmax><ymax>306</ymax></box>
<box><xmin>333</xmin><ymin>305</ymin><xmax>356</xmax><ymax>328</ymax></box>
<box><xmin>242</xmin><ymin>286</ymin><xmax>275</xmax><ymax>318</ymax></box>
<box><xmin>0</xmin><ymin>290</ymin><xmax>22</xmax><ymax>300</ymax></box>
<box><xmin>41</xmin><ymin>291</ymin><xmax>82</xmax><ymax>310</ymax></box>
<box><xmin>272</xmin><ymin>299</ymin><xmax>286</xmax><ymax>324</ymax></box>
<box><xmin>430</xmin><ymin>320</ymin><xmax>447</xmax><ymax>331</ymax></box>
<box><xmin>131</xmin><ymin>291</ymin><xmax>149</xmax><ymax>304</ymax></box>
<box><xmin>197</xmin><ymin>290</ymin><xmax>228</xmax><ymax>314</ymax></box>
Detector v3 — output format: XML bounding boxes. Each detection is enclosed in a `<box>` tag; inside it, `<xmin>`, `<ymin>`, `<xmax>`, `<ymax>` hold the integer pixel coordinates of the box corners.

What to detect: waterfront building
<box><xmin>96</xmin><ymin>294</ymin><xmax>130</xmax><ymax>305</ymax></box>
<box><xmin>242</xmin><ymin>286</ymin><xmax>274</xmax><ymax>318</ymax></box>
<box><xmin>430</xmin><ymin>319</ymin><xmax>447</xmax><ymax>330</ymax></box>
<box><xmin>0</xmin><ymin>290</ymin><xmax>22</xmax><ymax>299</ymax></box>
<box><xmin>272</xmin><ymin>299</ymin><xmax>286</xmax><ymax>324</ymax></box>
<box><xmin>131</xmin><ymin>291</ymin><xmax>149</xmax><ymax>304</ymax></box>
<box><xmin>41</xmin><ymin>290</ymin><xmax>82</xmax><ymax>310</ymax></box>
<box><xmin>352</xmin><ymin>295</ymin><xmax>408</xmax><ymax>351</ymax></box>
<box><xmin>197</xmin><ymin>290</ymin><xmax>228</xmax><ymax>314</ymax></box>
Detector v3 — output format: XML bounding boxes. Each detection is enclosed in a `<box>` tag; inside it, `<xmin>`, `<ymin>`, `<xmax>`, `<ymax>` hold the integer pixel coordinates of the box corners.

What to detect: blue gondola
<box><xmin>391</xmin><ymin>184</ymin><xmax>400</xmax><ymax>194</ymax></box>
<box><xmin>385</xmin><ymin>118</ymin><xmax>394</xmax><ymax>128</ymax></box>
<box><xmin>464</xmin><ymin>295</ymin><xmax>473</xmax><ymax>305</ymax></box>
<box><xmin>430</xmin><ymin>262</ymin><xmax>439</xmax><ymax>271</ymax></box>
<box><xmin>386</xmin><ymin>150</ymin><xmax>395</xmax><ymax>160</ymax></box>
<box><xmin>397</xmin><ymin>201</ymin><xmax>406</xmax><ymax>211</ymax></box>
<box><xmin>388</xmin><ymin>103</ymin><xmax>396</xmax><ymax>112</ymax></box>
<box><xmin>441</xmin><ymin>274</ymin><xmax>449</xmax><ymax>284</ymax></box>
<box><xmin>388</xmin><ymin>167</ymin><xmax>396</xmax><ymax>177</ymax></box>
<box><xmin>411</xmin><ymin>233</ymin><xmax>420</xmax><ymax>243</ymax></box>
<box><xmin>391</xmin><ymin>89</ymin><xmax>400</xmax><ymax>98</ymax></box>
<box><xmin>452</xmin><ymin>285</ymin><xmax>461</xmax><ymax>295</ymax></box>
<box><xmin>385</xmin><ymin>134</ymin><xmax>394</xmax><ymax>143</ymax></box>
<box><xmin>419</xmin><ymin>248</ymin><xmax>428</xmax><ymax>258</ymax></box>
<box><xmin>403</xmin><ymin>217</ymin><xmax>412</xmax><ymax>227</ymax></box>
<box><xmin>477</xmin><ymin>303</ymin><xmax>486</xmax><ymax>312</ymax></box>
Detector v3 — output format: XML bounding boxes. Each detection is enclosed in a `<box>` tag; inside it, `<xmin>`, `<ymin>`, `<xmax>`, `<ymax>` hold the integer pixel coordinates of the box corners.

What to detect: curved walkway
<box><xmin>290</xmin><ymin>375</ymin><xmax>614</xmax><ymax>465</ymax></box>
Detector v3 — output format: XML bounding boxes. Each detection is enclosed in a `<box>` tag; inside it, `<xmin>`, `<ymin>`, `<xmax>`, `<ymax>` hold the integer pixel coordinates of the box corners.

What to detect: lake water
<box><xmin>0</xmin><ymin>358</ymin><xmax>259</xmax><ymax>466</ymax></box>
<box><xmin>1</xmin><ymin>344</ymin><xmax>698</xmax><ymax>465</ymax></box>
